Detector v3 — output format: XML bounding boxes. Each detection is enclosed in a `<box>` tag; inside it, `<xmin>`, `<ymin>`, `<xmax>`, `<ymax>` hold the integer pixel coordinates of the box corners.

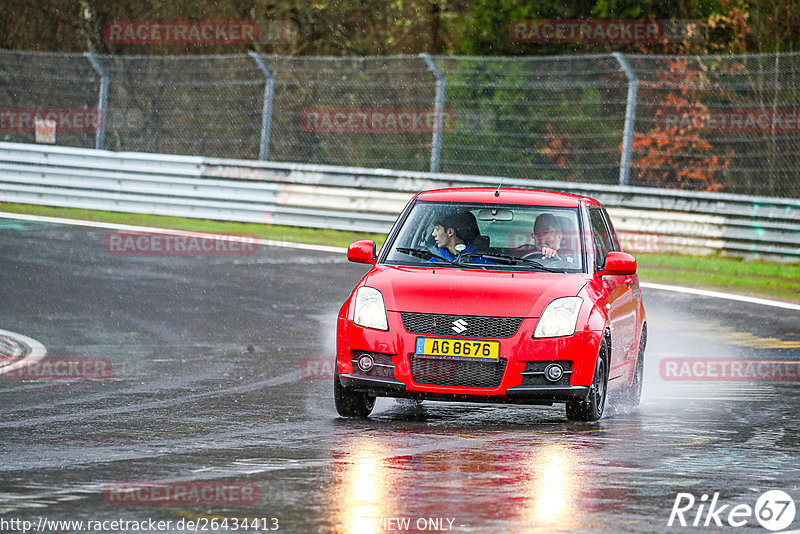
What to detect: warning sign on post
<box><xmin>35</xmin><ymin>118</ymin><xmax>56</xmax><ymax>143</ymax></box>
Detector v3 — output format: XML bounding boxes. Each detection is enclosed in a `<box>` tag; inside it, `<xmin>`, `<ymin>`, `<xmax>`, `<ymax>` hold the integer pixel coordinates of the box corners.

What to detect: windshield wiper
<box><xmin>461</xmin><ymin>252</ymin><xmax>566</xmax><ymax>273</ymax></box>
<box><xmin>395</xmin><ymin>247</ymin><xmax>484</xmax><ymax>269</ymax></box>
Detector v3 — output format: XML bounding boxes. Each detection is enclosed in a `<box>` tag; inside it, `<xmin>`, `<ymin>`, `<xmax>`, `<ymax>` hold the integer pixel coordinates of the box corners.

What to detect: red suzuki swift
<box><xmin>335</xmin><ymin>187</ymin><xmax>646</xmax><ymax>421</ymax></box>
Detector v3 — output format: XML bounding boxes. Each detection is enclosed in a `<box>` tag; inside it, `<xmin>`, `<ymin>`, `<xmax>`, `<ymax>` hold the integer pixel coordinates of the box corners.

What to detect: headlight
<box><xmin>534</xmin><ymin>297</ymin><xmax>583</xmax><ymax>338</ymax></box>
<box><xmin>353</xmin><ymin>287</ymin><xmax>389</xmax><ymax>331</ymax></box>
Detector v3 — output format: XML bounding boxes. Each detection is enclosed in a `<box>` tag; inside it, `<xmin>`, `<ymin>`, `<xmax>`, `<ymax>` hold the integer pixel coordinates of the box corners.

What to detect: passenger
<box><xmin>430</xmin><ymin>211</ymin><xmax>491</xmax><ymax>264</ymax></box>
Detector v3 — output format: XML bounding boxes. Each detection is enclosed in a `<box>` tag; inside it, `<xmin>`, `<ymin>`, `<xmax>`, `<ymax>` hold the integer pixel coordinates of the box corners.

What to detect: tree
<box><xmin>630</xmin><ymin>59</ymin><xmax>729</xmax><ymax>191</ymax></box>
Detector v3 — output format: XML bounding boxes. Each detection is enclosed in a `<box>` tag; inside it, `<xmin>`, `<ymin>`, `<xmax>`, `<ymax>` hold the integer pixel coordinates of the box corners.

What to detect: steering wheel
<box><xmin>521</xmin><ymin>252</ymin><xmax>547</xmax><ymax>261</ymax></box>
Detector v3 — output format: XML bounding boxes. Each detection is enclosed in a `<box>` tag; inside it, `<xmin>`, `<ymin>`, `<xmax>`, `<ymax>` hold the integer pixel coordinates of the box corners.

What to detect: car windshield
<box><xmin>383</xmin><ymin>201</ymin><xmax>584</xmax><ymax>272</ymax></box>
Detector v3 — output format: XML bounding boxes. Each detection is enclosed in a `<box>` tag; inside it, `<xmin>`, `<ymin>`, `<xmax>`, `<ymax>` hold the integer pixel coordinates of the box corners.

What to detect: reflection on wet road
<box><xmin>1</xmin><ymin>221</ymin><xmax>799</xmax><ymax>533</ymax></box>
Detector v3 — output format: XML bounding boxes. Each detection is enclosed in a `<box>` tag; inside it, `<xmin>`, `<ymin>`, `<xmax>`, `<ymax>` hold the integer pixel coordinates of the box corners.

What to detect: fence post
<box><xmin>612</xmin><ymin>52</ymin><xmax>638</xmax><ymax>187</ymax></box>
<box><xmin>420</xmin><ymin>53</ymin><xmax>445</xmax><ymax>173</ymax></box>
<box><xmin>249</xmin><ymin>52</ymin><xmax>275</xmax><ymax>161</ymax></box>
<box><xmin>84</xmin><ymin>53</ymin><xmax>109</xmax><ymax>150</ymax></box>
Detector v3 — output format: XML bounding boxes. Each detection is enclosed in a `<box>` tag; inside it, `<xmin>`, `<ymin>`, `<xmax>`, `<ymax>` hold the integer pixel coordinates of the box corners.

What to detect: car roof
<box><xmin>415</xmin><ymin>187</ymin><xmax>597</xmax><ymax>207</ymax></box>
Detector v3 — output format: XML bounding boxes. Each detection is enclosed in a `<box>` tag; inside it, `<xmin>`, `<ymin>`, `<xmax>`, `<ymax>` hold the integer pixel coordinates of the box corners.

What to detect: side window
<box><xmin>589</xmin><ymin>208</ymin><xmax>613</xmax><ymax>269</ymax></box>
<box><xmin>600</xmin><ymin>208</ymin><xmax>621</xmax><ymax>251</ymax></box>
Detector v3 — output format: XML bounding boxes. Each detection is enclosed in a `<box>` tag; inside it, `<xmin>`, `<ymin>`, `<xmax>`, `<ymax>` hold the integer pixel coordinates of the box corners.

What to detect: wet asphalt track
<box><xmin>1</xmin><ymin>219</ymin><xmax>799</xmax><ymax>533</ymax></box>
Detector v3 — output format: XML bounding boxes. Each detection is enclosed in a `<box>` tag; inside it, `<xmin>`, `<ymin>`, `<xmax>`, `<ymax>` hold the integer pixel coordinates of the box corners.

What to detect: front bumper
<box><xmin>337</xmin><ymin>310</ymin><xmax>602</xmax><ymax>405</ymax></box>
<box><xmin>339</xmin><ymin>372</ymin><xmax>590</xmax><ymax>404</ymax></box>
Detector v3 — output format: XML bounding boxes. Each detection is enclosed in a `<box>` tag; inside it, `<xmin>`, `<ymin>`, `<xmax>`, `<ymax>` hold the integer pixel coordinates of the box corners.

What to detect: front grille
<box><xmin>351</xmin><ymin>352</ymin><xmax>395</xmax><ymax>380</ymax></box>
<box><xmin>401</xmin><ymin>312</ymin><xmax>522</xmax><ymax>338</ymax></box>
<box><xmin>409</xmin><ymin>355</ymin><xmax>507</xmax><ymax>387</ymax></box>
<box><xmin>520</xmin><ymin>361</ymin><xmax>573</xmax><ymax>386</ymax></box>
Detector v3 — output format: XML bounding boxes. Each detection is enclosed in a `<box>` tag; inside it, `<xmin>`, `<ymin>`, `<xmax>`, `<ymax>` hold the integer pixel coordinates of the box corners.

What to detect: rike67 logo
<box><xmin>668</xmin><ymin>490</ymin><xmax>796</xmax><ymax>531</ymax></box>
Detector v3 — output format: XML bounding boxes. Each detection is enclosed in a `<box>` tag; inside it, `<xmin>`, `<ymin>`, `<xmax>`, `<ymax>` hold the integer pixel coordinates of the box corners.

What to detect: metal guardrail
<box><xmin>0</xmin><ymin>142</ymin><xmax>798</xmax><ymax>260</ymax></box>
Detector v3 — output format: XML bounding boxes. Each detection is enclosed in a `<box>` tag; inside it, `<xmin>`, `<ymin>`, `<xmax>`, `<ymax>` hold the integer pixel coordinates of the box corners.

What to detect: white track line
<box><xmin>2</xmin><ymin>211</ymin><xmax>798</xmax><ymax>311</ymax></box>
<box><xmin>0</xmin><ymin>329</ymin><xmax>47</xmax><ymax>376</ymax></box>
<box><xmin>0</xmin><ymin>212</ymin><xmax>347</xmax><ymax>254</ymax></box>
<box><xmin>640</xmin><ymin>282</ymin><xmax>800</xmax><ymax>312</ymax></box>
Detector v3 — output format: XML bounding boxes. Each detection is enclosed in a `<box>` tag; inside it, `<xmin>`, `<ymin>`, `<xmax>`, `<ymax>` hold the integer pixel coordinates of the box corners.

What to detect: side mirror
<box><xmin>347</xmin><ymin>240</ymin><xmax>377</xmax><ymax>265</ymax></box>
<box><xmin>596</xmin><ymin>251</ymin><xmax>636</xmax><ymax>276</ymax></box>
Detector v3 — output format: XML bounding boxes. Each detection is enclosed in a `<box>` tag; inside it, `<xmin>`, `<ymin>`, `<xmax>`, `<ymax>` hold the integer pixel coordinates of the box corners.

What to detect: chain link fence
<box><xmin>2</xmin><ymin>49</ymin><xmax>799</xmax><ymax>197</ymax></box>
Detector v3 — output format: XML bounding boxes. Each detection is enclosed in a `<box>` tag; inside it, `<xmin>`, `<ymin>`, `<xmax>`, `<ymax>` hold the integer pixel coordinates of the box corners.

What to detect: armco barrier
<box><xmin>0</xmin><ymin>142</ymin><xmax>798</xmax><ymax>260</ymax></box>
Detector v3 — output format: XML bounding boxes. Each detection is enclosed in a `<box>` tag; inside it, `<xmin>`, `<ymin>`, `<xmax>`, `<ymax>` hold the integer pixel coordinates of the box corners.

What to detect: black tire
<box><xmin>334</xmin><ymin>371</ymin><xmax>376</xmax><ymax>418</ymax></box>
<box><xmin>566</xmin><ymin>336</ymin><xmax>609</xmax><ymax>422</ymax></box>
<box><xmin>626</xmin><ymin>324</ymin><xmax>647</xmax><ymax>407</ymax></box>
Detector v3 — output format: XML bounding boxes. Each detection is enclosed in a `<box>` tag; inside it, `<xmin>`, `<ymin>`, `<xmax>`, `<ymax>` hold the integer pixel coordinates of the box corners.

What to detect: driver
<box><xmin>430</xmin><ymin>211</ymin><xmax>491</xmax><ymax>264</ymax></box>
<box><xmin>515</xmin><ymin>212</ymin><xmax>570</xmax><ymax>265</ymax></box>
<box><xmin>532</xmin><ymin>213</ymin><xmax>563</xmax><ymax>259</ymax></box>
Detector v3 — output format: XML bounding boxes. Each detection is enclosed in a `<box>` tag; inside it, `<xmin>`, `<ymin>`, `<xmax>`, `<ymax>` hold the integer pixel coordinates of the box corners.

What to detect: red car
<box><xmin>334</xmin><ymin>187</ymin><xmax>647</xmax><ymax>421</ymax></box>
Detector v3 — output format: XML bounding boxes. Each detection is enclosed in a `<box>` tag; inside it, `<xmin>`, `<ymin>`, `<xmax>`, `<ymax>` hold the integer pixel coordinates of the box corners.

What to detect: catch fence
<box><xmin>1</xmin><ymin>50</ymin><xmax>799</xmax><ymax>197</ymax></box>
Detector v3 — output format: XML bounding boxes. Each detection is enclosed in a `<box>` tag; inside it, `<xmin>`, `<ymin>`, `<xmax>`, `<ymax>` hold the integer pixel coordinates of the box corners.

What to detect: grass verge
<box><xmin>636</xmin><ymin>253</ymin><xmax>800</xmax><ymax>303</ymax></box>
<box><xmin>2</xmin><ymin>202</ymin><xmax>798</xmax><ymax>303</ymax></box>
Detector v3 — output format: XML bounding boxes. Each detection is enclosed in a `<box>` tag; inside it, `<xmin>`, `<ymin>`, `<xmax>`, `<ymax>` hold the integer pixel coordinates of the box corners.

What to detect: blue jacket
<box><xmin>430</xmin><ymin>244</ymin><xmax>493</xmax><ymax>264</ymax></box>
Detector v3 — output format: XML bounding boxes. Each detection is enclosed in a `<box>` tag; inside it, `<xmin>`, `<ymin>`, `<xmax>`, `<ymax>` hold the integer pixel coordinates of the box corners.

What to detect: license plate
<box><xmin>415</xmin><ymin>337</ymin><xmax>500</xmax><ymax>361</ymax></box>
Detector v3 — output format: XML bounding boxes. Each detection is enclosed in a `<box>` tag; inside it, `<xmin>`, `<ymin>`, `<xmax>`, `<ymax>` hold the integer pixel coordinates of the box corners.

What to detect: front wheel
<box><xmin>566</xmin><ymin>337</ymin><xmax>609</xmax><ymax>422</ymax></box>
<box><xmin>334</xmin><ymin>372</ymin><xmax>376</xmax><ymax>418</ymax></box>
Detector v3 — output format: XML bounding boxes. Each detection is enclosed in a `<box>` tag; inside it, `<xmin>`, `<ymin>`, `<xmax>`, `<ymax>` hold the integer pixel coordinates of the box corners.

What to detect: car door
<box><xmin>589</xmin><ymin>207</ymin><xmax>637</xmax><ymax>385</ymax></box>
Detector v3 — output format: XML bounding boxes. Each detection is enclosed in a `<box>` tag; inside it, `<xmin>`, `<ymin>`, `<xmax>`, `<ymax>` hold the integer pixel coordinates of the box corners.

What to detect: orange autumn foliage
<box><xmin>630</xmin><ymin>59</ymin><xmax>730</xmax><ymax>191</ymax></box>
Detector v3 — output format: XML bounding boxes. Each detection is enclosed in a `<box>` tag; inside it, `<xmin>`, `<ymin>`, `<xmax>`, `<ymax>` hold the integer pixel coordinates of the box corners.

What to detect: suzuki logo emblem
<box><xmin>451</xmin><ymin>318</ymin><xmax>468</xmax><ymax>334</ymax></box>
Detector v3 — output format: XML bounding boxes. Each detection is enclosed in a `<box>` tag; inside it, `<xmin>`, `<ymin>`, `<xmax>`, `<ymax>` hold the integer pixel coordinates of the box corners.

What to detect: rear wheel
<box><xmin>566</xmin><ymin>337</ymin><xmax>609</xmax><ymax>422</ymax></box>
<box><xmin>625</xmin><ymin>324</ymin><xmax>647</xmax><ymax>407</ymax></box>
<box><xmin>334</xmin><ymin>371</ymin><xmax>376</xmax><ymax>418</ymax></box>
